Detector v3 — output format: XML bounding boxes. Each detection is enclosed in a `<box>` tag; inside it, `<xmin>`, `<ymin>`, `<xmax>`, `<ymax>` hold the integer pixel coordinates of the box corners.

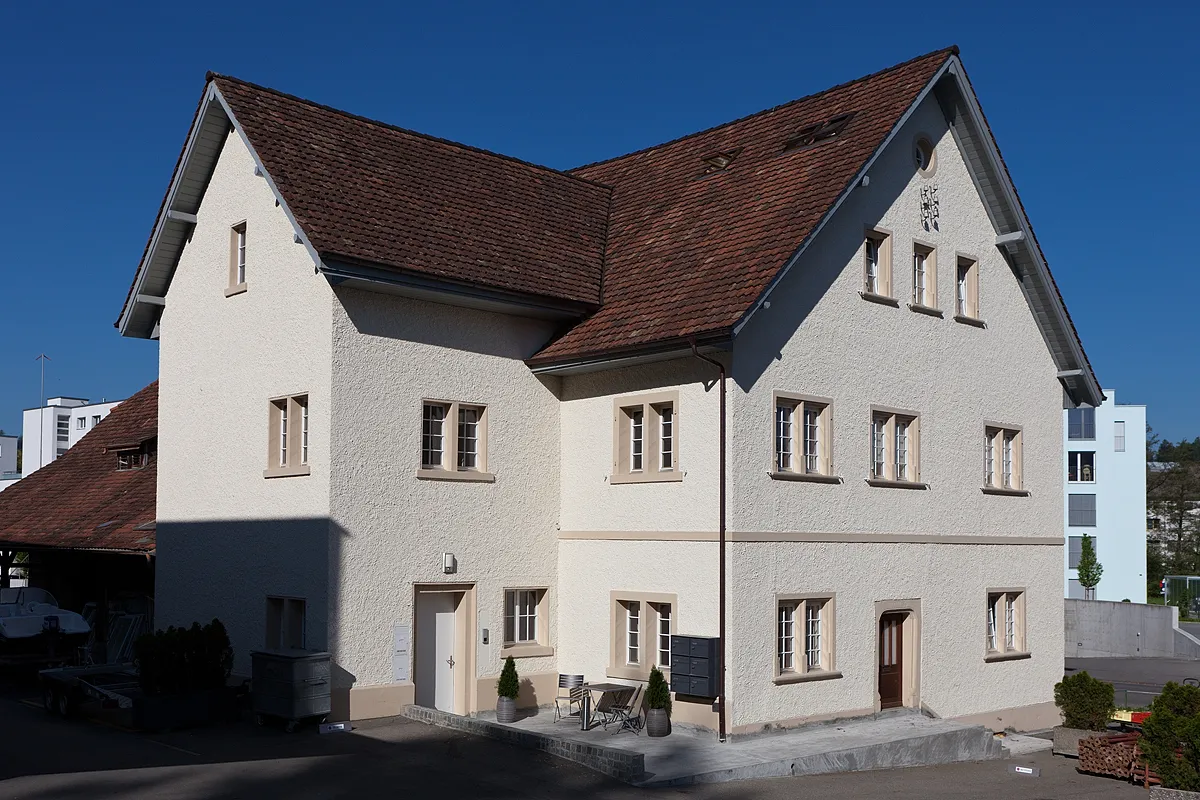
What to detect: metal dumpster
<box><xmin>251</xmin><ymin>649</ymin><xmax>331</xmax><ymax>732</ymax></box>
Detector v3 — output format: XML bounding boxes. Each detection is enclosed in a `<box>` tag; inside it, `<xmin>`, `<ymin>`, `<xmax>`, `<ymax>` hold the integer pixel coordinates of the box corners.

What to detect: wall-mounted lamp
<box><xmin>443</xmin><ymin>553</ymin><xmax>457</xmax><ymax>575</ymax></box>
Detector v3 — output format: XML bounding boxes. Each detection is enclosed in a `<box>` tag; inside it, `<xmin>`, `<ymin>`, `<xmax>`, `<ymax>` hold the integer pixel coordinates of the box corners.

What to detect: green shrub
<box><xmin>1053</xmin><ymin>671</ymin><xmax>1114</xmax><ymax>731</ymax></box>
<box><xmin>646</xmin><ymin>666</ymin><xmax>671</xmax><ymax>715</ymax></box>
<box><xmin>134</xmin><ymin>618</ymin><xmax>233</xmax><ymax>696</ymax></box>
<box><xmin>496</xmin><ymin>656</ymin><xmax>519</xmax><ymax>700</ymax></box>
<box><xmin>1142</xmin><ymin>682</ymin><xmax>1200</xmax><ymax>791</ymax></box>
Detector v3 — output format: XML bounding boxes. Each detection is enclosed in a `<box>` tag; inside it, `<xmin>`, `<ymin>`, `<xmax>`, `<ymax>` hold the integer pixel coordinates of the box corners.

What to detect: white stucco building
<box><xmin>120</xmin><ymin>48</ymin><xmax>1102</xmax><ymax>736</ymax></box>
<box><xmin>1064</xmin><ymin>392</ymin><xmax>1147</xmax><ymax>602</ymax></box>
<box><xmin>20</xmin><ymin>396</ymin><xmax>122</xmax><ymax>478</ymax></box>
<box><xmin>0</xmin><ymin>433</ymin><xmax>17</xmax><ymax>492</ymax></box>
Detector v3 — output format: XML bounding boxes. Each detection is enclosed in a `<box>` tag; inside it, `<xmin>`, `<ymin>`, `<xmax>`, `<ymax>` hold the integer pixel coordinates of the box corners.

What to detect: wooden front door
<box><xmin>878</xmin><ymin>612</ymin><xmax>905</xmax><ymax>709</ymax></box>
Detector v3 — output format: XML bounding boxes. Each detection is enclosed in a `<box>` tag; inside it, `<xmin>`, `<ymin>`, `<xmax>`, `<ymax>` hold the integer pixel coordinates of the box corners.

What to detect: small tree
<box><xmin>646</xmin><ymin>666</ymin><xmax>671</xmax><ymax>716</ymax></box>
<box><xmin>1053</xmin><ymin>671</ymin><xmax>1114</xmax><ymax>731</ymax></box>
<box><xmin>496</xmin><ymin>656</ymin><xmax>519</xmax><ymax>700</ymax></box>
<box><xmin>1077</xmin><ymin>534</ymin><xmax>1103</xmax><ymax>600</ymax></box>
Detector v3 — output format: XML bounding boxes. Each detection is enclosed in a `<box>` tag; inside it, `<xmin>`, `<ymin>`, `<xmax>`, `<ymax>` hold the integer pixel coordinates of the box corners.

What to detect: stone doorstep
<box><xmin>1151</xmin><ymin>789</ymin><xmax>1200</xmax><ymax>799</ymax></box>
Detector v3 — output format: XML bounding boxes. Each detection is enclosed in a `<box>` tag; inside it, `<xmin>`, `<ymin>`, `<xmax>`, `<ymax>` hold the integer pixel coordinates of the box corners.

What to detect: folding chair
<box><xmin>608</xmin><ymin>685</ymin><xmax>645</xmax><ymax>734</ymax></box>
<box><xmin>553</xmin><ymin>674</ymin><xmax>586</xmax><ymax>723</ymax></box>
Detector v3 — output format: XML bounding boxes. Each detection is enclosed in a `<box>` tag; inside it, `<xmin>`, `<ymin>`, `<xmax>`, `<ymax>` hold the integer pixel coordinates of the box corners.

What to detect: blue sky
<box><xmin>1</xmin><ymin>1</ymin><xmax>1195</xmax><ymax>442</ymax></box>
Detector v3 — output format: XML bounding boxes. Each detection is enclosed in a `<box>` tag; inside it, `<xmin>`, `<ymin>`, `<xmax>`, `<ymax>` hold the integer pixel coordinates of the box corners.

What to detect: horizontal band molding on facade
<box><xmin>558</xmin><ymin>531</ymin><xmax>1062</xmax><ymax>546</ymax></box>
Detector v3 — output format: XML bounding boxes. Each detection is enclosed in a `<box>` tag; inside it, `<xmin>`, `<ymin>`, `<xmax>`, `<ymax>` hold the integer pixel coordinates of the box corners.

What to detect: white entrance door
<box><xmin>416</xmin><ymin>592</ymin><xmax>458</xmax><ymax>712</ymax></box>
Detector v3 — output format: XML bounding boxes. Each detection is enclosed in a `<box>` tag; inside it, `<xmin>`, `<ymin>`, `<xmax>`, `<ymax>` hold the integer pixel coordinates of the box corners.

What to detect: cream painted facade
<box><xmin>147</xmin><ymin>66</ymin><xmax>1083</xmax><ymax>734</ymax></box>
<box><xmin>553</xmin><ymin>93</ymin><xmax>1065</xmax><ymax>733</ymax></box>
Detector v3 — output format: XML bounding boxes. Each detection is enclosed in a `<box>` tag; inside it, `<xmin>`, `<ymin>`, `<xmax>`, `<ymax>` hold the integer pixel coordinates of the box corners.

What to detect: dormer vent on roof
<box><xmin>782</xmin><ymin>112</ymin><xmax>855</xmax><ymax>152</ymax></box>
<box><xmin>698</xmin><ymin>147</ymin><xmax>743</xmax><ymax>177</ymax></box>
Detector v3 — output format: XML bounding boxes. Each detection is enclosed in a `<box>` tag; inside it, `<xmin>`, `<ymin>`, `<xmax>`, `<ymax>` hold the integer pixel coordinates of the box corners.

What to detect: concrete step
<box><xmin>636</xmin><ymin>714</ymin><xmax>1003</xmax><ymax>787</ymax></box>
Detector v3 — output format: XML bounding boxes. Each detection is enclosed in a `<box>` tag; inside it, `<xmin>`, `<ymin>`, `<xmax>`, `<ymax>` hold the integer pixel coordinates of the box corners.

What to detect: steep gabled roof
<box><xmin>117</xmin><ymin>48</ymin><xmax>1101</xmax><ymax>403</ymax></box>
<box><xmin>529</xmin><ymin>48</ymin><xmax>956</xmax><ymax>366</ymax></box>
<box><xmin>0</xmin><ymin>383</ymin><xmax>157</xmax><ymax>553</ymax></box>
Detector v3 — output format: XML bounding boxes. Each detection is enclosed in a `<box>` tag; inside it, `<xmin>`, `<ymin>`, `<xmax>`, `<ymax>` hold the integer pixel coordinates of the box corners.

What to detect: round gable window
<box><xmin>914</xmin><ymin>136</ymin><xmax>936</xmax><ymax>177</ymax></box>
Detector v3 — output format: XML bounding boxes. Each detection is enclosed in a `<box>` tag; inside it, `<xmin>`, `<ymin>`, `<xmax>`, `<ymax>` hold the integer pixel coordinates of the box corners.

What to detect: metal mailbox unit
<box><xmin>669</xmin><ymin>635</ymin><xmax>720</xmax><ymax>698</ymax></box>
<box><xmin>251</xmin><ymin>649</ymin><xmax>332</xmax><ymax>732</ymax></box>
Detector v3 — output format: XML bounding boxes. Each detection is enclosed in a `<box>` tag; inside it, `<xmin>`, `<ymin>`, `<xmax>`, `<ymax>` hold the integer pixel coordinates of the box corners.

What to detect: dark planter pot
<box><xmin>646</xmin><ymin>708</ymin><xmax>670</xmax><ymax>738</ymax></box>
<box><xmin>495</xmin><ymin>697</ymin><xmax>517</xmax><ymax>724</ymax></box>
<box><xmin>132</xmin><ymin>687</ymin><xmax>236</xmax><ymax>732</ymax></box>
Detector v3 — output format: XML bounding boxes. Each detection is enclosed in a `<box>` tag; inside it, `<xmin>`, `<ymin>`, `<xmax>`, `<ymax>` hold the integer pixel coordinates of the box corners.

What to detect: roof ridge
<box><xmin>568</xmin><ymin>45</ymin><xmax>959</xmax><ymax>173</ymax></box>
<box><xmin>205</xmin><ymin>72</ymin><xmax>614</xmax><ymax>192</ymax></box>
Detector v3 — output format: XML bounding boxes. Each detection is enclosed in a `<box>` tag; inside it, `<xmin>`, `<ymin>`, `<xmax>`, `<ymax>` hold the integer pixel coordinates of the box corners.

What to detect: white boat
<box><xmin>0</xmin><ymin>587</ymin><xmax>90</xmax><ymax>641</ymax></box>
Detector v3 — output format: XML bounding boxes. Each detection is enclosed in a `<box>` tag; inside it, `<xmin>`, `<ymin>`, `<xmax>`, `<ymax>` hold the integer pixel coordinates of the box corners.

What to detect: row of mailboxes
<box><xmin>668</xmin><ymin>635</ymin><xmax>720</xmax><ymax>698</ymax></box>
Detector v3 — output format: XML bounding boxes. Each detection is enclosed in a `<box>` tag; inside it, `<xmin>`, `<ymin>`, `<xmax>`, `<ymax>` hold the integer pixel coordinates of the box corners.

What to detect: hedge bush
<box><xmin>1053</xmin><ymin>670</ymin><xmax>1114</xmax><ymax>731</ymax></box>
<box><xmin>1142</xmin><ymin>682</ymin><xmax>1200</xmax><ymax>791</ymax></box>
<box><xmin>134</xmin><ymin>619</ymin><xmax>233</xmax><ymax>696</ymax></box>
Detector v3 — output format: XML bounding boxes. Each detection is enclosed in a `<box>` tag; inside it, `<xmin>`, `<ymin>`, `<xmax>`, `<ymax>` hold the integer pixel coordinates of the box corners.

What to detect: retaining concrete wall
<box><xmin>1065</xmin><ymin>599</ymin><xmax>1200</xmax><ymax>659</ymax></box>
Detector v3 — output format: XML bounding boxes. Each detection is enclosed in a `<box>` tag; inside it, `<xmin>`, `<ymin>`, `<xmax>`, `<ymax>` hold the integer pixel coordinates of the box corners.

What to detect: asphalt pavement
<box><xmin>0</xmin><ymin>674</ymin><xmax>1142</xmax><ymax>799</ymax></box>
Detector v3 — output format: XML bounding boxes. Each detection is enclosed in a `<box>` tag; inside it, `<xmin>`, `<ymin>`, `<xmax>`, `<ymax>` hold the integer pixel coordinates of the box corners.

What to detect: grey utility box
<box><xmin>251</xmin><ymin>649</ymin><xmax>332</xmax><ymax>730</ymax></box>
<box><xmin>669</xmin><ymin>635</ymin><xmax>720</xmax><ymax>698</ymax></box>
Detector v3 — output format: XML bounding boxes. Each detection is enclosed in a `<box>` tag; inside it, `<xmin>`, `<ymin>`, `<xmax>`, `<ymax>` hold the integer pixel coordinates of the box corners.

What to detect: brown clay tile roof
<box><xmin>211</xmin><ymin>76</ymin><xmax>611</xmax><ymax>306</ymax></box>
<box><xmin>0</xmin><ymin>382</ymin><xmax>157</xmax><ymax>553</ymax></box>
<box><xmin>528</xmin><ymin>47</ymin><xmax>957</xmax><ymax>365</ymax></box>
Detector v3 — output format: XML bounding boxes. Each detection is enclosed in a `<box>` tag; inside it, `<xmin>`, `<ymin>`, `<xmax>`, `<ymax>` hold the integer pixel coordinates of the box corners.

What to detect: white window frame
<box><xmin>612</xmin><ymin>392</ymin><xmax>680</xmax><ymax>484</ymax></box>
<box><xmin>985</xmin><ymin>589</ymin><xmax>1027</xmax><ymax>659</ymax></box>
<box><xmin>1114</xmin><ymin>421</ymin><xmax>1126</xmax><ymax>453</ymax></box>
<box><xmin>659</xmin><ymin>406</ymin><xmax>674</xmax><ymax>471</ymax></box>
<box><xmin>868</xmin><ymin>408</ymin><xmax>920</xmax><ymax>485</ymax></box>
<box><xmin>773</xmin><ymin>393</ymin><xmax>834</xmax><ymax>479</ymax></box>
<box><xmin>862</xmin><ymin>228</ymin><xmax>892</xmax><ymax>298</ymax></box>
<box><xmin>654</xmin><ymin>602</ymin><xmax>672</xmax><ymax>667</ymax></box>
<box><xmin>417</xmin><ymin>400</ymin><xmax>490</xmax><ymax>480</ymax></box>
<box><xmin>236</xmin><ymin>226</ymin><xmax>247</xmax><ymax>285</ymax></box>
<box><xmin>266</xmin><ymin>394</ymin><xmax>310</xmax><ymax>478</ymax></box>
<box><xmin>983</xmin><ymin>425</ymin><xmax>1024</xmax><ymax>493</ymax></box>
<box><xmin>228</xmin><ymin>222</ymin><xmax>248</xmax><ymax>294</ymax></box>
<box><xmin>76</xmin><ymin>417</ymin><xmax>86</xmax><ymax>430</ymax></box>
<box><xmin>954</xmin><ymin>255</ymin><xmax>981</xmax><ymax>321</ymax></box>
<box><xmin>775</xmin><ymin>594</ymin><xmax>836</xmax><ymax>682</ymax></box>
<box><xmin>500</xmin><ymin>587</ymin><xmax>551</xmax><ymax>657</ymax></box>
<box><xmin>608</xmin><ymin>591</ymin><xmax>675</xmax><ymax>680</ymax></box>
<box><xmin>911</xmin><ymin>242</ymin><xmax>936</xmax><ymax>309</ymax></box>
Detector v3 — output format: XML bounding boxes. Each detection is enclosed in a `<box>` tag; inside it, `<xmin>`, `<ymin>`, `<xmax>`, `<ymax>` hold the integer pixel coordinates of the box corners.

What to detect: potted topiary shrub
<box><xmin>1140</xmin><ymin>681</ymin><xmax>1200</xmax><ymax>794</ymax></box>
<box><xmin>496</xmin><ymin>656</ymin><xmax>519</xmax><ymax>723</ymax></box>
<box><xmin>1052</xmin><ymin>670</ymin><xmax>1115</xmax><ymax>756</ymax></box>
<box><xmin>645</xmin><ymin>666</ymin><xmax>671</xmax><ymax>737</ymax></box>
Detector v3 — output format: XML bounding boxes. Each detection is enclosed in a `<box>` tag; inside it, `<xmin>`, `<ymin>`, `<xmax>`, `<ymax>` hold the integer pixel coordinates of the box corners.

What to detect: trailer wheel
<box><xmin>284</xmin><ymin>720</ymin><xmax>298</xmax><ymax>734</ymax></box>
<box><xmin>42</xmin><ymin>686</ymin><xmax>56</xmax><ymax>715</ymax></box>
<box><xmin>55</xmin><ymin>689</ymin><xmax>74</xmax><ymax>719</ymax></box>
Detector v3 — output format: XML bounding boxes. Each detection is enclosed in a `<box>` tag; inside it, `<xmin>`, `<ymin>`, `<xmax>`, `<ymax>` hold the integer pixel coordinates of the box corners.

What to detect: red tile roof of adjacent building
<box><xmin>212</xmin><ymin>75</ymin><xmax>611</xmax><ymax>307</ymax></box>
<box><xmin>0</xmin><ymin>382</ymin><xmax>157</xmax><ymax>553</ymax></box>
<box><xmin>530</xmin><ymin>47</ymin><xmax>956</xmax><ymax>364</ymax></box>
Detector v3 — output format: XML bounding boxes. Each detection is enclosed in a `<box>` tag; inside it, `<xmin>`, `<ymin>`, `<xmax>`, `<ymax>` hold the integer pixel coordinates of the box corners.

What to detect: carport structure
<box><xmin>0</xmin><ymin>382</ymin><xmax>158</xmax><ymax>635</ymax></box>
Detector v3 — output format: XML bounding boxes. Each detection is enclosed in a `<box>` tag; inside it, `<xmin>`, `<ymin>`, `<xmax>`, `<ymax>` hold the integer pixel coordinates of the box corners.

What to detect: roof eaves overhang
<box><xmin>319</xmin><ymin>257</ymin><xmax>595</xmax><ymax>321</ymax></box>
<box><xmin>528</xmin><ymin>331</ymin><xmax>731</xmax><ymax>376</ymax></box>
<box><xmin>934</xmin><ymin>56</ymin><xmax>1103</xmax><ymax>407</ymax></box>
<box><xmin>118</xmin><ymin>80</ymin><xmax>325</xmax><ymax>338</ymax></box>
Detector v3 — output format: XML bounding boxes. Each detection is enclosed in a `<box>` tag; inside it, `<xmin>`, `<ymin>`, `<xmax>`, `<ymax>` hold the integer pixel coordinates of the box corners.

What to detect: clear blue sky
<box><xmin>1</xmin><ymin>1</ymin><xmax>1195</xmax><ymax>442</ymax></box>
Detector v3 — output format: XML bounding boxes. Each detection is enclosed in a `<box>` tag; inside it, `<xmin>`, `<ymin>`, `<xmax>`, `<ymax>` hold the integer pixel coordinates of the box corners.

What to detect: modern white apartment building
<box><xmin>0</xmin><ymin>433</ymin><xmax>17</xmax><ymax>492</ymax></box>
<box><xmin>120</xmin><ymin>48</ymin><xmax>1102</xmax><ymax>736</ymax></box>
<box><xmin>21</xmin><ymin>397</ymin><xmax>122</xmax><ymax>477</ymax></box>
<box><xmin>1064</xmin><ymin>391</ymin><xmax>1147</xmax><ymax>602</ymax></box>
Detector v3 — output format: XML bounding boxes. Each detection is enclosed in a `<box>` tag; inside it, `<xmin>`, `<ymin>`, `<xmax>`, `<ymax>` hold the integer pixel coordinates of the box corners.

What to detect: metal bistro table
<box><xmin>579</xmin><ymin>682</ymin><xmax>630</xmax><ymax>730</ymax></box>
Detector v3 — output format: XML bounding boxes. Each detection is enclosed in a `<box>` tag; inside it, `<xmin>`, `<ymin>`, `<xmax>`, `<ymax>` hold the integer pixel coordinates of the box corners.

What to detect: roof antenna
<box><xmin>35</xmin><ymin>353</ymin><xmax>51</xmax><ymax>406</ymax></box>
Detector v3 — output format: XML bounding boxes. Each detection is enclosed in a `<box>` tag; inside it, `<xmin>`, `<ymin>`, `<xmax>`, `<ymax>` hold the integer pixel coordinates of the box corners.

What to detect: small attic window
<box><xmin>698</xmin><ymin>147</ymin><xmax>743</xmax><ymax>177</ymax></box>
<box><xmin>783</xmin><ymin>112</ymin><xmax>855</xmax><ymax>152</ymax></box>
<box><xmin>114</xmin><ymin>438</ymin><xmax>157</xmax><ymax>471</ymax></box>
